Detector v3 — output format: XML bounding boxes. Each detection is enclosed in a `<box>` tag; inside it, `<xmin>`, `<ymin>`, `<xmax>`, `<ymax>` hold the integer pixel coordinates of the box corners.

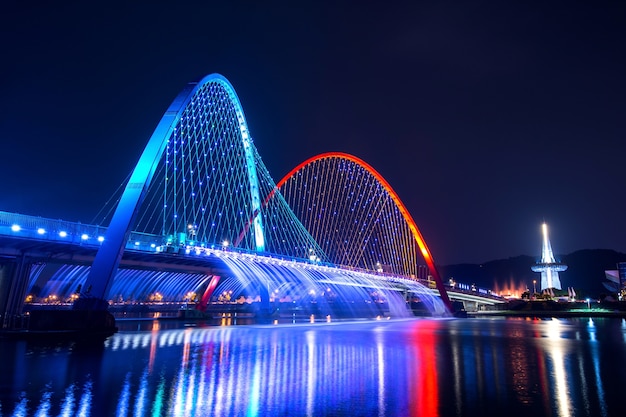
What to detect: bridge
<box><xmin>0</xmin><ymin>74</ymin><xmax>504</xmax><ymax>329</ymax></box>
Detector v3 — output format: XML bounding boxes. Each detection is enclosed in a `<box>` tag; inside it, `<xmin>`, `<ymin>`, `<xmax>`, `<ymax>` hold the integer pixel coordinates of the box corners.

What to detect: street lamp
<box><xmin>586</xmin><ymin>298</ymin><xmax>591</xmax><ymax>310</ymax></box>
<box><xmin>187</xmin><ymin>224</ymin><xmax>197</xmax><ymax>242</ymax></box>
<box><xmin>533</xmin><ymin>280</ymin><xmax>537</xmax><ymax>296</ymax></box>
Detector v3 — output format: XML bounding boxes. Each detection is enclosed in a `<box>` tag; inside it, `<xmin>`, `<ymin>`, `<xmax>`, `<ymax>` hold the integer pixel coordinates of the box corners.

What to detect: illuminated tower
<box><xmin>531</xmin><ymin>223</ymin><xmax>567</xmax><ymax>290</ymax></box>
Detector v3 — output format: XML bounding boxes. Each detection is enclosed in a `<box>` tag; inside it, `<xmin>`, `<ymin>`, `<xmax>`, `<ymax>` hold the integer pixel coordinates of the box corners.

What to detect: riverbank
<box><xmin>470</xmin><ymin>309</ymin><xmax>626</xmax><ymax>319</ymax></box>
<box><xmin>468</xmin><ymin>299</ymin><xmax>626</xmax><ymax>319</ymax></box>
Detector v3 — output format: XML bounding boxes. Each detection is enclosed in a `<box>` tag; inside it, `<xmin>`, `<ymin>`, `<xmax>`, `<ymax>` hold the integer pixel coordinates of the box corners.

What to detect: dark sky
<box><xmin>1</xmin><ymin>1</ymin><xmax>624</xmax><ymax>265</ymax></box>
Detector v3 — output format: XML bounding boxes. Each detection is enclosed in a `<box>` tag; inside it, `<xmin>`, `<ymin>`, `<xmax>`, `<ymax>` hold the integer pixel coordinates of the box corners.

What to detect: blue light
<box><xmin>11</xmin><ymin>224</ymin><xmax>20</xmax><ymax>232</ymax></box>
<box><xmin>37</xmin><ymin>228</ymin><xmax>46</xmax><ymax>235</ymax></box>
<box><xmin>59</xmin><ymin>231</ymin><xmax>68</xmax><ymax>237</ymax></box>
<box><xmin>81</xmin><ymin>234</ymin><xmax>89</xmax><ymax>240</ymax></box>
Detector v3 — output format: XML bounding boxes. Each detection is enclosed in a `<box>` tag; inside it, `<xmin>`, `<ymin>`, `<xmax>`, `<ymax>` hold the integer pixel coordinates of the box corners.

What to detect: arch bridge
<box><xmin>0</xmin><ymin>74</ymin><xmax>505</xmax><ymax>325</ymax></box>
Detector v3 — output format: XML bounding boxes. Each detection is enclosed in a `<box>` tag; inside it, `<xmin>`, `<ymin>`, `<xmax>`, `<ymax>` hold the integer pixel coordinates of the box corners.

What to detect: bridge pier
<box><xmin>197</xmin><ymin>275</ymin><xmax>221</xmax><ymax>312</ymax></box>
<box><xmin>256</xmin><ymin>281</ymin><xmax>272</xmax><ymax>322</ymax></box>
<box><xmin>0</xmin><ymin>253</ymin><xmax>117</xmax><ymax>336</ymax></box>
<box><xmin>451</xmin><ymin>300</ymin><xmax>482</xmax><ymax>313</ymax></box>
<box><xmin>0</xmin><ymin>255</ymin><xmax>32</xmax><ymax>330</ymax></box>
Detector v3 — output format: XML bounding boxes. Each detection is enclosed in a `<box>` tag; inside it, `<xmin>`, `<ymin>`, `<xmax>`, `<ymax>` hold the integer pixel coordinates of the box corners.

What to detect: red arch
<box><xmin>236</xmin><ymin>152</ymin><xmax>452</xmax><ymax>312</ymax></box>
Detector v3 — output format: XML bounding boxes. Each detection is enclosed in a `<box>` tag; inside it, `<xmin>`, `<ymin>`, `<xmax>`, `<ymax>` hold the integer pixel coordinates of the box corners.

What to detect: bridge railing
<box><xmin>1</xmin><ymin>211</ymin><xmax>505</xmax><ymax>301</ymax></box>
<box><xmin>0</xmin><ymin>211</ymin><xmax>108</xmax><ymax>247</ymax></box>
<box><xmin>0</xmin><ymin>211</ymin><xmax>168</xmax><ymax>251</ymax></box>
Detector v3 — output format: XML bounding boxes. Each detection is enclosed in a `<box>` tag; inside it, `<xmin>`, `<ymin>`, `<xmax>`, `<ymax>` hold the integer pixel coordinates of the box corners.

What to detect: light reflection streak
<box><xmin>535</xmin><ymin>339</ymin><xmax>551</xmax><ymax>415</ymax></box>
<box><xmin>223</xmin><ymin>340</ymin><xmax>236</xmax><ymax>417</ymax></box>
<box><xmin>473</xmin><ymin>337</ymin><xmax>484</xmax><ymax>403</ymax></box>
<box><xmin>410</xmin><ymin>321</ymin><xmax>439</xmax><ymax>417</ymax></box>
<box><xmin>124</xmin><ymin>325</ymin><xmax>391</xmax><ymax>416</ymax></box>
<box><xmin>148</xmin><ymin>320</ymin><xmax>160</xmax><ymax>373</ymax></box>
<box><xmin>462</xmin><ymin>342</ymin><xmax>477</xmax><ymax>404</ymax></box>
<box><xmin>376</xmin><ymin>331</ymin><xmax>385</xmax><ymax>417</ymax></box>
<box><xmin>247</xmin><ymin>350</ymin><xmax>261</xmax><ymax>417</ymax></box>
<box><xmin>185</xmin><ymin>356</ymin><xmax>197</xmax><ymax>417</ymax></box>
<box><xmin>193</xmin><ymin>346</ymin><xmax>207</xmax><ymax>415</ymax></box>
<box><xmin>213</xmin><ymin>364</ymin><xmax>225</xmax><ymax>417</ymax></box>
<box><xmin>306</xmin><ymin>331</ymin><xmax>315</xmax><ymax>417</ymax></box>
<box><xmin>134</xmin><ymin>370</ymin><xmax>148</xmax><ymax>417</ymax></box>
<box><xmin>488</xmin><ymin>326</ymin><xmax>506</xmax><ymax>403</ymax></box>
<box><xmin>588</xmin><ymin>318</ymin><xmax>596</xmax><ymax>342</ymax></box>
<box><xmin>268</xmin><ymin>334</ymin><xmax>279</xmax><ymax>411</ymax></box>
<box><xmin>106</xmin><ymin>324</ymin><xmax>424</xmax><ymax>414</ymax></box>
<box><xmin>11</xmin><ymin>397</ymin><xmax>28</xmax><ymax>417</ymax></box>
<box><xmin>422</xmin><ymin>331</ymin><xmax>439</xmax><ymax>417</ymax></box>
<box><xmin>7</xmin><ymin>319</ymin><xmax>626</xmax><ymax>416</ymax></box>
<box><xmin>77</xmin><ymin>380</ymin><xmax>92</xmax><ymax>417</ymax></box>
<box><xmin>116</xmin><ymin>373</ymin><xmax>131</xmax><ymax>416</ymax></box>
<box><xmin>58</xmin><ymin>384</ymin><xmax>76</xmax><ymax>417</ymax></box>
<box><xmin>507</xmin><ymin>324</ymin><xmax>532</xmax><ymax>405</ymax></box>
<box><xmin>122</xmin><ymin>334</ymin><xmax>132</xmax><ymax>351</ymax></box>
<box><xmin>34</xmin><ymin>389</ymin><xmax>51</xmax><ymax>417</ymax></box>
<box><xmin>171</xmin><ymin>358</ymin><xmax>185</xmax><ymax>416</ymax></box>
<box><xmin>576</xmin><ymin>352</ymin><xmax>590</xmax><ymax>415</ymax></box>
<box><xmin>545</xmin><ymin>320</ymin><xmax>571</xmax><ymax>417</ymax></box>
<box><xmin>172</xmin><ymin>329</ymin><xmax>195</xmax><ymax>416</ymax></box>
<box><xmin>549</xmin><ymin>344</ymin><xmax>570</xmax><ymax>417</ymax></box>
<box><xmin>451</xmin><ymin>336</ymin><xmax>462</xmax><ymax>416</ymax></box>
<box><xmin>588</xmin><ymin>319</ymin><xmax>607</xmax><ymax>417</ymax></box>
<box><xmin>150</xmin><ymin>377</ymin><xmax>165</xmax><ymax>417</ymax></box>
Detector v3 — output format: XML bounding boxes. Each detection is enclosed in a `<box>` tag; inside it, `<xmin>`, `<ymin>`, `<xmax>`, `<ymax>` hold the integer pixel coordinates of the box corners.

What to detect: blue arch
<box><xmin>81</xmin><ymin>74</ymin><xmax>265</xmax><ymax>303</ymax></box>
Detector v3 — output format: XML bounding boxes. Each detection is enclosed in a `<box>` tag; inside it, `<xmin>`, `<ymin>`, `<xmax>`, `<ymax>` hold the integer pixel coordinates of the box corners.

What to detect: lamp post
<box><xmin>533</xmin><ymin>280</ymin><xmax>537</xmax><ymax>297</ymax></box>
<box><xmin>586</xmin><ymin>298</ymin><xmax>591</xmax><ymax>310</ymax></box>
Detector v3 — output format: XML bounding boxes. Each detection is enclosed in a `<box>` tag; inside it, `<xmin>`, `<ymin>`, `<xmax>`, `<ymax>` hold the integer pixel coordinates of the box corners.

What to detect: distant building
<box><xmin>531</xmin><ymin>223</ymin><xmax>567</xmax><ymax>290</ymax></box>
<box><xmin>603</xmin><ymin>262</ymin><xmax>626</xmax><ymax>300</ymax></box>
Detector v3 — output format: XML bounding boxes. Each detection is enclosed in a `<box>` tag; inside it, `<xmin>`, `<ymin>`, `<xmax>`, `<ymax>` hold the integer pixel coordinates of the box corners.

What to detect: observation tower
<box><xmin>531</xmin><ymin>223</ymin><xmax>567</xmax><ymax>290</ymax></box>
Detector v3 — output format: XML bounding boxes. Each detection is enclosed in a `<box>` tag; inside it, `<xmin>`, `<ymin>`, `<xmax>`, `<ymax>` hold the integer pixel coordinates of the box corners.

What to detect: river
<box><xmin>1</xmin><ymin>316</ymin><xmax>625</xmax><ymax>416</ymax></box>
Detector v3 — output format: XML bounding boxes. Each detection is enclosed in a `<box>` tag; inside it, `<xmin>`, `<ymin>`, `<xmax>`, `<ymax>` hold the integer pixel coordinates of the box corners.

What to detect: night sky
<box><xmin>1</xmin><ymin>1</ymin><xmax>624</xmax><ymax>265</ymax></box>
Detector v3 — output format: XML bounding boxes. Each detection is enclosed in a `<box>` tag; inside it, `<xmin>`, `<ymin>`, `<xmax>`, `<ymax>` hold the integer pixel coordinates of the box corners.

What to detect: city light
<box><xmin>11</xmin><ymin>224</ymin><xmax>20</xmax><ymax>232</ymax></box>
<box><xmin>531</xmin><ymin>223</ymin><xmax>567</xmax><ymax>290</ymax></box>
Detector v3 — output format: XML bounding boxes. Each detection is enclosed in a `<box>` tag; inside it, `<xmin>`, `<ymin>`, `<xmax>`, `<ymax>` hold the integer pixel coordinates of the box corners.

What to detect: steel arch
<box><xmin>271</xmin><ymin>152</ymin><xmax>452</xmax><ymax>311</ymax></box>
<box><xmin>82</xmin><ymin>74</ymin><xmax>264</xmax><ymax>303</ymax></box>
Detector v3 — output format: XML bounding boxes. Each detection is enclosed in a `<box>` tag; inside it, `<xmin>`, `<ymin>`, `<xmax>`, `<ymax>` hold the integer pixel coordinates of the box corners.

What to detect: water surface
<box><xmin>1</xmin><ymin>317</ymin><xmax>625</xmax><ymax>416</ymax></box>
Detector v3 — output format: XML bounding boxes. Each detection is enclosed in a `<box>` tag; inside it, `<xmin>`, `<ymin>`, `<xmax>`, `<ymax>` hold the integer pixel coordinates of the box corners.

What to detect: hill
<box><xmin>438</xmin><ymin>249</ymin><xmax>626</xmax><ymax>298</ymax></box>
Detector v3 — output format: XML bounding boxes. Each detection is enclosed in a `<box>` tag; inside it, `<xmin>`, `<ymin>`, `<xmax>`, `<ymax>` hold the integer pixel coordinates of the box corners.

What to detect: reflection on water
<box><xmin>545</xmin><ymin>320</ymin><xmax>571</xmax><ymax>417</ymax></box>
<box><xmin>1</xmin><ymin>317</ymin><xmax>626</xmax><ymax>416</ymax></box>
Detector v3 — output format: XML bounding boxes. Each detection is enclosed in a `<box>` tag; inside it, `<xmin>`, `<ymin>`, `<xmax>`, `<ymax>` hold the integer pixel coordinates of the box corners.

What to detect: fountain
<box><xmin>19</xmin><ymin>247</ymin><xmax>445</xmax><ymax>324</ymax></box>
<box><xmin>211</xmin><ymin>249</ymin><xmax>446</xmax><ymax>321</ymax></box>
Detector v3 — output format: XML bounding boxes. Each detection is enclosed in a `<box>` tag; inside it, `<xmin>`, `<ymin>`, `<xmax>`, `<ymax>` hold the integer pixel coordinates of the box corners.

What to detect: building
<box><xmin>603</xmin><ymin>262</ymin><xmax>626</xmax><ymax>300</ymax></box>
<box><xmin>531</xmin><ymin>223</ymin><xmax>567</xmax><ymax>290</ymax></box>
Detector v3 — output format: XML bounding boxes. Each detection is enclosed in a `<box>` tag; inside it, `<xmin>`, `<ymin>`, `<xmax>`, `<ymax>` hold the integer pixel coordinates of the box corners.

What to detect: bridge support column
<box><xmin>0</xmin><ymin>255</ymin><xmax>32</xmax><ymax>330</ymax></box>
<box><xmin>256</xmin><ymin>281</ymin><xmax>271</xmax><ymax>322</ymax></box>
<box><xmin>463</xmin><ymin>301</ymin><xmax>478</xmax><ymax>312</ymax></box>
<box><xmin>197</xmin><ymin>275</ymin><xmax>221</xmax><ymax>312</ymax></box>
